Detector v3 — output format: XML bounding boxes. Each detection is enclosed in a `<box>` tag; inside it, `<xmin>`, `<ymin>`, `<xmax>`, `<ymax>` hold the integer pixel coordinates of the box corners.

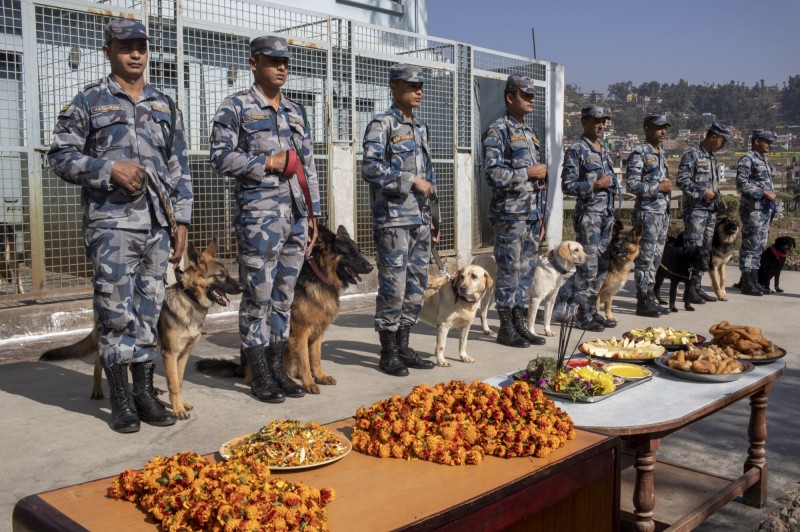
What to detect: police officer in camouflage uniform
<box><xmin>482</xmin><ymin>75</ymin><xmax>547</xmax><ymax>348</ymax></box>
<box><xmin>210</xmin><ymin>36</ymin><xmax>319</xmax><ymax>401</ymax></box>
<box><xmin>626</xmin><ymin>114</ymin><xmax>672</xmax><ymax>317</ymax></box>
<box><xmin>362</xmin><ymin>64</ymin><xmax>437</xmax><ymax>376</ymax></box>
<box><xmin>48</xmin><ymin>19</ymin><xmax>192</xmax><ymax>433</ymax></box>
<box><xmin>676</xmin><ymin>122</ymin><xmax>732</xmax><ymax>303</ymax></box>
<box><xmin>561</xmin><ymin>105</ymin><xmax>619</xmax><ymax>332</ymax></box>
<box><xmin>736</xmin><ymin>129</ymin><xmax>777</xmax><ymax>296</ymax></box>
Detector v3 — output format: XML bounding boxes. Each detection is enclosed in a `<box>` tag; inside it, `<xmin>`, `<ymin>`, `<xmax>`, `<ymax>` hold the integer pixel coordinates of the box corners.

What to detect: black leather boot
<box><xmin>379</xmin><ymin>330</ymin><xmax>409</xmax><ymax>376</ymax></box>
<box><xmin>496</xmin><ymin>308</ymin><xmax>530</xmax><ymax>348</ymax></box>
<box><xmin>685</xmin><ymin>277</ymin><xmax>706</xmax><ymax>305</ymax></box>
<box><xmin>131</xmin><ymin>361</ymin><xmax>177</xmax><ymax>426</ymax></box>
<box><xmin>511</xmin><ymin>308</ymin><xmax>545</xmax><ymax>345</ymax></box>
<box><xmin>694</xmin><ymin>274</ymin><xmax>717</xmax><ymax>302</ymax></box>
<box><xmin>103</xmin><ymin>365</ymin><xmax>140</xmax><ymax>433</ymax></box>
<box><xmin>396</xmin><ymin>326</ymin><xmax>435</xmax><ymax>369</ymax></box>
<box><xmin>636</xmin><ymin>291</ymin><xmax>661</xmax><ymax>317</ymax></box>
<box><xmin>267</xmin><ymin>342</ymin><xmax>306</xmax><ymax>398</ymax></box>
<box><xmin>741</xmin><ymin>269</ymin><xmax>764</xmax><ymax>296</ymax></box>
<box><xmin>242</xmin><ymin>345</ymin><xmax>285</xmax><ymax>403</ymax></box>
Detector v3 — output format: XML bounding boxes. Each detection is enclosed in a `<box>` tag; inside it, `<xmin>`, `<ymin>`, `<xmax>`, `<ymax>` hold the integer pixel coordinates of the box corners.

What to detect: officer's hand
<box><xmin>593</xmin><ymin>174</ymin><xmax>613</xmax><ymax>190</ymax></box>
<box><xmin>111</xmin><ymin>162</ymin><xmax>147</xmax><ymax>194</ymax></box>
<box><xmin>703</xmin><ymin>188</ymin><xmax>716</xmax><ymax>202</ymax></box>
<box><xmin>431</xmin><ymin>224</ymin><xmax>441</xmax><ymax>245</ymax></box>
<box><xmin>169</xmin><ymin>224</ymin><xmax>188</xmax><ymax>266</ymax></box>
<box><xmin>269</xmin><ymin>151</ymin><xmax>289</xmax><ymax>174</ymax></box>
<box><xmin>413</xmin><ymin>177</ymin><xmax>433</xmax><ymax>198</ymax></box>
<box><xmin>527</xmin><ymin>164</ymin><xmax>548</xmax><ymax>180</ymax></box>
<box><xmin>306</xmin><ymin>217</ymin><xmax>318</xmax><ymax>258</ymax></box>
<box><xmin>658</xmin><ymin>180</ymin><xmax>673</xmax><ymax>193</ymax></box>
<box><xmin>763</xmin><ymin>191</ymin><xmax>777</xmax><ymax>201</ymax></box>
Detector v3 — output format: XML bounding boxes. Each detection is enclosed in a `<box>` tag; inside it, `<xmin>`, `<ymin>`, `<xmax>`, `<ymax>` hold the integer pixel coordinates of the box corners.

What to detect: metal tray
<box><xmin>512</xmin><ymin>369</ymin><xmax>653</xmax><ymax>403</ymax></box>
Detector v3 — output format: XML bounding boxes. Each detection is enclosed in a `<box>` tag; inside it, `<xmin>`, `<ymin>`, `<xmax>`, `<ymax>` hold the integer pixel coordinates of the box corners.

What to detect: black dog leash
<box><xmin>657</xmin><ymin>263</ymin><xmax>694</xmax><ymax>282</ymax></box>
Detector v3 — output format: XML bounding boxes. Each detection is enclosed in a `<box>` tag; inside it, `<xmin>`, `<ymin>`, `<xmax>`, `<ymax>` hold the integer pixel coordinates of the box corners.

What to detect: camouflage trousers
<box><xmin>373</xmin><ymin>224</ymin><xmax>431</xmax><ymax>331</ymax></box>
<box><xmin>84</xmin><ymin>225</ymin><xmax>170</xmax><ymax>368</ymax></box>
<box><xmin>683</xmin><ymin>209</ymin><xmax>716</xmax><ymax>280</ymax></box>
<box><xmin>739</xmin><ymin>207</ymin><xmax>771</xmax><ymax>271</ymax></box>
<box><xmin>632</xmin><ymin>210</ymin><xmax>669</xmax><ymax>293</ymax></box>
<box><xmin>493</xmin><ymin>218</ymin><xmax>540</xmax><ymax>308</ymax></box>
<box><xmin>573</xmin><ymin>211</ymin><xmax>614</xmax><ymax>318</ymax></box>
<box><xmin>237</xmin><ymin>215</ymin><xmax>308</xmax><ymax>348</ymax></box>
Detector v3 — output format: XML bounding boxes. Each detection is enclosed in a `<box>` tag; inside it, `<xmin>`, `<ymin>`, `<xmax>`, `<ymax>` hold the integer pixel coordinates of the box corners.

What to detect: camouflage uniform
<box><xmin>626</xmin><ymin>141</ymin><xmax>670</xmax><ymax>295</ymax></box>
<box><xmin>47</xmin><ymin>72</ymin><xmax>192</xmax><ymax>368</ymax></box>
<box><xmin>677</xmin><ymin>144</ymin><xmax>720</xmax><ymax>249</ymax></box>
<box><xmin>483</xmin><ymin>114</ymin><xmax>544</xmax><ymax>308</ymax></box>
<box><xmin>363</xmin><ymin>104</ymin><xmax>435</xmax><ymax>332</ymax></box>
<box><xmin>210</xmin><ymin>84</ymin><xmax>320</xmax><ymax>349</ymax></box>
<box><xmin>561</xmin><ymin>129</ymin><xmax>618</xmax><ymax>322</ymax></box>
<box><xmin>737</xmin><ymin>140</ymin><xmax>775</xmax><ymax>272</ymax></box>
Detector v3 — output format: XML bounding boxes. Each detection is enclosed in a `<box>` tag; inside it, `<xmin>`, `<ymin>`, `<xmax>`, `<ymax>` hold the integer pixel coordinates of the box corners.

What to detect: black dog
<box><xmin>758</xmin><ymin>236</ymin><xmax>796</xmax><ymax>293</ymax></box>
<box><xmin>654</xmin><ymin>235</ymin><xmax>711</xmax><ymax>312</ymax></box>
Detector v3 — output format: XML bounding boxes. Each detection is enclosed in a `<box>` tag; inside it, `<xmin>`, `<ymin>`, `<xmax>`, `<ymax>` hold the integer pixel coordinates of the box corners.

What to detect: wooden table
<box><xmin>13</xmin><ymin>419</ymin><xmax>620</xmax><ymax>531</ymax></box>
<box><xmin>489</xmin><ymin>359</ymin><xmax>786</xmax><ymax>531</ymax></box>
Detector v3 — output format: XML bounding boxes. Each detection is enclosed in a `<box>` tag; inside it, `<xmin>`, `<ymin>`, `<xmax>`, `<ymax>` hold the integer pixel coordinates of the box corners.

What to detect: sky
<box><xmin>427</xmin><ymin>0</ymin><xmax>799</xmax><ymax>95</ymax></box>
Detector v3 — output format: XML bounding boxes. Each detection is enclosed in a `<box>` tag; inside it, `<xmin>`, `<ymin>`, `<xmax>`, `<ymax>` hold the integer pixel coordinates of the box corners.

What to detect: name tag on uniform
<box><xmin>391</xmin><ymin>133</ymin><xmax>414</xmax><ymax>143</ymax></box>
<box><xmin>587</xmin><ymin>154</ymin><xmax>601</xmax><ymax>163</ymax></box>
<box><xmin>696</xmin><ymin>161</ymin><xmax>710</xmax><ymax>168</ymax></box>
<box><xmin>243</xmin><ymin>113</ymin><xmax>269</xmax><ymax>123</ymax></box>
<box><xmin>289</xmin><ymin>116</ymin><xmax>305</xmax><ymax>127</ymax></box>
<box><xmin>91</xmin><ymin>104</ymin><xmax>122</xmax><ymax>114</ymax></box>
<box><xmin>151</xmin><ymin>103</ymin><xmax>171</xmax><ymax>115</ymax></box>
<box><xmin>510</xmin><ymin>135</ymin><xmax>526</xmax><ymax>142</ymax></box>
<box><xmin>644</xmin><ymin>156</ymin><xmax>657</xmax><ymax>164</ymax></box>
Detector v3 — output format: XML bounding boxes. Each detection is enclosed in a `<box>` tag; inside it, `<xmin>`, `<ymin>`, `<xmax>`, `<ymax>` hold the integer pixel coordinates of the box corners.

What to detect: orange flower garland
<box><xmin>352</xmin><ymin>380</ymin><xmax>575</xmax><ymax>465</ymax></box>
<box><xmin>108</xmin><ymin>451</ymin><xmax>335</xmax><ymax>531</ymax></box>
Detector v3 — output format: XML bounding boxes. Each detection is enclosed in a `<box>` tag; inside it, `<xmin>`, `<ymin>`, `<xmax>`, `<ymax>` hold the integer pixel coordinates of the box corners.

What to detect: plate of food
<box><xmin>707</xmin><ymin>322</ymin><xmax>785</xmax><ymax>365</ymax></box>
<box><xmin>731</xmin><ymin>346</ymin><xmax>787</xmax><ymax>365</ymax></box>
<box><xmin>624</xmin><ymin>327</ymin><xmax>704</xmax><ymax>349</ymax></box>
<box><xmin>219</xmin><ymin>419</ymin><xmax>351</xmax><ymax>470</ymax></box>
<box><xmin>654</xmin><ymin>346</ymin><xmax>755</xmax><ymax>383</ymax></box>
<box><xmin>603</xmin><ymin>362</ymin><xmax>653</xmax><ymax>380</ymax></box>
<box><xmin>579</xmin><ymin>336</ymin><xmax>665</xmax><ymax>362</ymax></box>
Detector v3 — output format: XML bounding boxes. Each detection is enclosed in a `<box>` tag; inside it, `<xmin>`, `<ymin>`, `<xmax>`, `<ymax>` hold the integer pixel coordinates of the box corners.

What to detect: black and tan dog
<box><xmin>708</xmin><ymin>216</ymin><xmax>740</xmax><ymax>301</ymax></box>
<box><xmin>757</xmin><ymin>236</ymin><xmax>796</xmax><ymax>293</ymax></box>
<box><xmin>196</xmin><ymin>224</ymin><xmax>373</xmax><ymax>394</ymax></box>
<box><xmin>0</xmin><ymin>223</ymin><xmax>24</xmax><ymax>294</ymax></box>
<box><xmin>40</xmin><ymin>239</ymin><xmax>241</xmax><ymax>419</ymax></box>
<box><xmin>595</xmin><ymin>221</ymin><xmax>643</xmax><ymax>324</ymax></box>
<box><xmin>655</xmin><ymin>235</ymin><xmax>711</xmax><ymax>313</ymax></box>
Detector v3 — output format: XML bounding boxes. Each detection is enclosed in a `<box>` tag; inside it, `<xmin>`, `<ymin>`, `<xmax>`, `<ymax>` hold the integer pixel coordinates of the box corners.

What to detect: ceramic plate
<box><xmin>654</xmin><ymin>354</ymin><xmax>755</xmax><ymax>382</ymax></box>
<box><xmin>219</xmin><ymin>432</ymin><xmax>351</xmax><ymax>470</ymax></box>
<box><xmin>578</xmin><ymin>343</ymin><xmax>663</xmax><ymax>363</ymax></box>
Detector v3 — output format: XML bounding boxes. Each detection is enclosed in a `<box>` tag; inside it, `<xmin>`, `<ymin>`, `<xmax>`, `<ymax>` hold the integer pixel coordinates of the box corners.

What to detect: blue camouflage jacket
<box><xmin>210</xmin><ymin>84</ymin><xmax>321</xmax><ymax>221</ymax></box>
<box><xmin>47</xmin><ymin>75</ymin><xmax>193</xmax><ymax>230</ymax></box>
<box><xmin>677</xmin><ymin>144</ymin><xmax>720</xmax><ymax>212</ymax></box>
<box><xmin>626</xmin><ymin>142</ymin><xmax>670</xmax><ymax>214</ymax></box>
<box><xmin>362</xmin><ymin>105</ymin><xmax>436</xmax><ymax>228</ymax></box>
<box><xmin>736</xmin><ymin>150</ymin><xmax>774</xmax><ymax>212</ymax></box>
<box><xmin>561</xmin><ymin>134</ymin><xmax>618</xmax><ymax>214</ymax></box>
<box><xmin>482</xmin><ymin>113</ymin><xmax>545</xmax><ymax>222</ymax></box>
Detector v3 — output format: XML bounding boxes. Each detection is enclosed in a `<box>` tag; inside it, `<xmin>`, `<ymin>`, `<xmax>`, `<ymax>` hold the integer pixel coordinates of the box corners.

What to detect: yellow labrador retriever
<box><xmin>474</xmin><ymin>241</ymin><xmax>587</xmax><ymax>337</ymax></box>
<box><xmin>418</xmin><ymin>265</ymin><xmax>493</xmax><ymax>366</ymax></box>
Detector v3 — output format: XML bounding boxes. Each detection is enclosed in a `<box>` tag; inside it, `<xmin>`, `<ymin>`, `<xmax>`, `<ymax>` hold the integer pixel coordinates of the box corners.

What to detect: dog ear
<box><xmin>187</xmin><ymin>242</ymin><xmax>200</xmax><ymax>265</ymax></box>
<box><xmin>336</xmin><ymin>225</ymin><xmax>350</xmax><ymax>238</ymax></box>
<box><xmin>632</xmin><ymin>223</ymin><xmax>644</xmax><ymax>241</ymax></box>
<box><xmin>204</xmin><ymin>237</ymin><xmax>218</xmax><ymax>258</ymax></box>
<box><xmin>557</xmin><ymin>242</ymin><xmax>571</xmax><ymax>260</ymax></box>
<box><xmin>613</xmin><ymin>220</ymin><xmax>623</xmax><ymax>235</ymax></box>
<box><xmin>484</xmin><ymin>270</ymin><xmax>494</xmax><ymax>290</ymax></box>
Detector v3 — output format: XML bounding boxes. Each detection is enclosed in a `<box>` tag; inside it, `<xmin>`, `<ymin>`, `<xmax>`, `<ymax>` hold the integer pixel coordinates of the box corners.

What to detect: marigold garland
<box><xmin>107</xmin><ymin>450</ymin><xmax>335</xmax><ymax>531</ymax></box>
<box><xmin>352</xmin><ymin>380</ymin><xmax>575</xmax><ymax>465</ymax></box>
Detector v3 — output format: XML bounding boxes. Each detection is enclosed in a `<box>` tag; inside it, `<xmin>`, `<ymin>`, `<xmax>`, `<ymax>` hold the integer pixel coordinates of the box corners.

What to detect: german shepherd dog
<box><xmin>0</xmin><ymin>223</ymin><xmax>24</xmax><ymax>294</ymax></box>
<box><xmin>708</xmin><ymin>216</ymin><xmax>740</xmax><ymax>301</ymax></box>
<box><xmin>654</xmin><ymin>234</ymin><xmax>711</xmax><ymax>313</ymax></box>
<box><xmin>595</xmin><ymin>221</ymin><xmax>643</xmax><ymax>323</ymax></box>
<box><xmin>39</xmin><ymin>239</ymin><xmax>241</xmax><ymax>419</ymax></box>
<box><xmin>195</xmin><ymin>224</ymin><xmax>373</xmax><ymax>394</ymax></box>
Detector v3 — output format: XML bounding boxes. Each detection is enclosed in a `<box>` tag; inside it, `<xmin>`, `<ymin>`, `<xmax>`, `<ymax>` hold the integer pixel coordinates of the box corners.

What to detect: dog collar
<box><xmin>450</xmin><ymin>275</ymin><xmax>468</xmax><ymax>304</ymax></box>
<box><xmin>307</xmin><ymin>255</ymin><xmax>335</xmax><ymax>287</ymax></box>
<box><xmin>547</xmin><ymin>250</ymin><xmax>570</xmax><ymax>275</ymax></box>
<box><xmin>771</xmin><ymin>246</ymin><xmax>788</xmax><ymax>260</ymax></box>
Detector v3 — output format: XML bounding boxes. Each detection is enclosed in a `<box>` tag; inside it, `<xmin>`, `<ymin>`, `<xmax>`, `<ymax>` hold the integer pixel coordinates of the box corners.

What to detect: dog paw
<box><xmin>305</xmin><ymin>383</ymin><xmax>321</xmax><ymax>394</ymax></box>
<box><xmin>90</xmin><ymin>391</ymin><xmax>104</xmax><ymax>400</ymax></box>
<box><xmin>483</xmin><ymin>329</ymin><xmax>497</xmax><ymax>337</ymax></box>
<box><xmin>460</xmin><ymin>355</ymin><xmax>475</xmax><ymax>364</ymax></box>
<box><xmin>436</xmin><ymin>358</ymin><xmax>452</xmax><ymax>367</ymax></box>
<box><xmin>544</xmin><ymin>330</ymin><xmax>556</xmax><ymax>337</ymax></box>
<box><xmin>175</xmin><ymin>409</ymin><xmax>191</xmax><ymax>420</ymax></box>
<box><xmin>671</xmin><ymin>307</ymin><xmax>679</xmax><ymax>313</ymax></box>
<box><xmin>317</xmin><ymin>376</ymin><xmax>337</xmax><ymax>385</ymax></box>
<box><xmin>182</xmin><ymin>401</ymin><xmax>194</xmax><ymax>411</ymax></box>
<box><xmin>776</xmin><ymin>288</ymin><xmax>784</xmax><ymax>293</ymax></box>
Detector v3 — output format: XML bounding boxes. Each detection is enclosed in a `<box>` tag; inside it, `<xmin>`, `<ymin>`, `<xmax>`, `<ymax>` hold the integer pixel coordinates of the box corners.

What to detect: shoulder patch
<box><xmin>289</xmin><ymin>116</ymin><xmax>305</xmax><ymax>127</ymax></box>
<box><xmin>91</xmin><ymin>104</ymin><xmax>123</xmax><ymax>114</ymax></box>
<box><xmin>391</xmin><ymin>132</ymin><xmax>414</xmax><ymax>144</ymax></box>
<box><xmin>151</xmin><ymin>102</ymin><xmax>171</xmax><ymax>114</ymax></box>
<box><xmin>696</xmin><ymin>160</ymin><xmax>710</xmax><ymax>168</ymax></box>
<box><xmin>60</xmin><ymin>103</ymin><xmax>72</xmax><ymax>113</ymax></box>
<box><xmin>644</xmin><ymin>156</ymin><xmax>657</xmax><ymax>164</ymax></box>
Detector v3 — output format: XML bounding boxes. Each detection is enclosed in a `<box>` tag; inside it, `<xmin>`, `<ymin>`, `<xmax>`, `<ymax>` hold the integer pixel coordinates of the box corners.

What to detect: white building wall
<box><xmin>283</xmin><ymin>0</ymin><xmax>427</xmax><ymax>33</ymax></box>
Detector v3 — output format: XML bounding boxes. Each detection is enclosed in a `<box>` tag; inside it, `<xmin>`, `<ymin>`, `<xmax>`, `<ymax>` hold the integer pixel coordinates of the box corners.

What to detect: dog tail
<box><xmin>39</xmin><ymin>327</ymin><xmax>99</xmax><ymax>361</ymax></box>
<box><xmin>195</xmin><ymin>358</ymin><xmax>245</xmax><ymax>378</ymax></box>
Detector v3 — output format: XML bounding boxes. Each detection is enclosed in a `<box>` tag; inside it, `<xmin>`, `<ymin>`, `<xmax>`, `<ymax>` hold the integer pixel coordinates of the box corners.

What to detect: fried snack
<box><xmin>708</xmin><ymin>321</ymin><xmax>781</xmax><ymax>360</ymax></box>
<box><xmin>666</xmin><ymin>344</ymin><xmax>744</xmax><ymax>375</ymax></box>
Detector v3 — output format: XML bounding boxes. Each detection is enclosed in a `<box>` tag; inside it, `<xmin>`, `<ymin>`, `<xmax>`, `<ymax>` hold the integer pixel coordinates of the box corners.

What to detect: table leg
<box><xmin>629</xmin><ymin>435</ymin><xmax>660</xmax><ymax>532</ymax></box>
<box><xmin>743</xmin><ymin>382</ymin><xmax>771</xmax><ymax>508</ymax></box>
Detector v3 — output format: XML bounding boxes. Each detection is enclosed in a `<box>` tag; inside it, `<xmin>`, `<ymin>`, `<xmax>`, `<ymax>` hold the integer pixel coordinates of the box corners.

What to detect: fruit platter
<box><xmin>579</xmin><ymin>336</ymin><xmax>665</xmax><ymax>362</ymax></box>
<box><xmin>624</xmin><ymin>327</ymin><xmax>704</xmax><ymax>349</ymax></box>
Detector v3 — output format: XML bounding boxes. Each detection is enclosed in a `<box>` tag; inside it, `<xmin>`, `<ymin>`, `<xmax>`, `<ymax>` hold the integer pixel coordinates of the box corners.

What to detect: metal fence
<box><xmin>0</xmin><ymin>0</ymin><xmax>556</xmax><ymax>306</ymax></box>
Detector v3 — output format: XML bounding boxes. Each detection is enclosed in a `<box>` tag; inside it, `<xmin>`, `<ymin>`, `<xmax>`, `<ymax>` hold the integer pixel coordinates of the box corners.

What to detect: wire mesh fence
<box><xmin>0</xmin><ymin>0</ymin><xmax>554</xmax><ymax>305</ymax></box>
